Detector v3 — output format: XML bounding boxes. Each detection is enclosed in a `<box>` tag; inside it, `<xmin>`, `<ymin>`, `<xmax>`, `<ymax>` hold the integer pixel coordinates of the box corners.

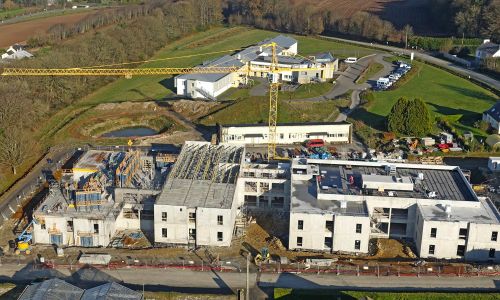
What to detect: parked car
<box><xmin>344</xmin><ymin>57</ymin><xmax>358</xmax><ymax>64</ymax></box>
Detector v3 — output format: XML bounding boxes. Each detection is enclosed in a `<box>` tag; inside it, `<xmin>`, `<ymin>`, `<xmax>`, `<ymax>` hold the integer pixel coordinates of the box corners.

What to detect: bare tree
<box><xmin>0</xmin><ymin>126</ymin><xmax>36</xmax><ymax>175</ymax></box>
<box><xmin>403</xmin><ymin>24</ymin><xmax>413</xmax><ymax>48</ymax></box>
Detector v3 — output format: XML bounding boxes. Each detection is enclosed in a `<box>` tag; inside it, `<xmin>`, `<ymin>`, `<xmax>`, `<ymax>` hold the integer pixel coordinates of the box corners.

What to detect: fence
<box><xmin>34</xmin><ymin>259</ymin><xmax>500</xmax><ymax>278</ymax></box>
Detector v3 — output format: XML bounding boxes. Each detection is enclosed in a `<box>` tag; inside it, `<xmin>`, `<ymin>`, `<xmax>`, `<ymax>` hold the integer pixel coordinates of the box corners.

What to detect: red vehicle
<box><xmin>306</xmin><ymin>139</ymin><xmax>325</xmax><ymax>149</ymax></box>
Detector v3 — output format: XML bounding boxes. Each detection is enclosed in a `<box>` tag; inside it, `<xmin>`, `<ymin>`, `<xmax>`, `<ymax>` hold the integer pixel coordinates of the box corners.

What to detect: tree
<box><xmin>403</xmin><ymin>24</ymin><xmax>413</xmax><ymax>48</ymax></box>
<box><xmin>0</xmin><ymin>126</ymin><xmax>36</xmax><ymax>175</ymax></box>
<box><xmin>3</xmin><ymin>0</ymin><xmax>17</xmax><ymax>10</ymax></box>
<box><xmin>387</xmin><ymin>98</ymin><xmax>432</xmax><ymax>137</ymax></box>
<box><xmin>387</xmin><ymin>97</ymin><xmax>410</xmax><ymax>135</ymax></box>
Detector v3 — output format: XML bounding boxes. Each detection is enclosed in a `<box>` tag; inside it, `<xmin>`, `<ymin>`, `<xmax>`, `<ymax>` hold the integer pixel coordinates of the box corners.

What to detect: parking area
<box><xmin>373</xmin><ymin>60</ymin><xmax>412</xmax><ymax>90</ymax></box>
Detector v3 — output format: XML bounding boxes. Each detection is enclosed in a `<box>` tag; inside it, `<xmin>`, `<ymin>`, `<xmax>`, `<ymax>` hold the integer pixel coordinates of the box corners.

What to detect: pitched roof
<box><xmin>314</xmin><ymin>52</ymin><xmax>336</xmax><ymax>62</ymax></box>
<box><xmin>176</xmin><ymin>54</ymin><xmax>243</xmax><ymax>82</ymax></box>
<box><xmin>484</xmin><ymin>102</ymin><xmax>500</xmax><ymax>122</ymax></box>
<box><xmin>477</xmin><ymin>42</ymin><xmax>500</xmax><ymax>55</ymax></box>
<box><xmin>259</xmin><ymin>35</ymin><xmax>297</xmax><ymax>49</ymax></box>
<box><xmin>81</xmin><ymin>282</ymin><xmax>143</xmax><ymax>300</ymax></box>
<box><xmin>18</xmin><ymin>278</ymin><xmax>84</xmax><ymax>300</ymax></box>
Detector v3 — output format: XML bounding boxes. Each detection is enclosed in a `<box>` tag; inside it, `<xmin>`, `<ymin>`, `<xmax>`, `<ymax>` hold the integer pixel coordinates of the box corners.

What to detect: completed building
<box><xmin>218</xmin><ymin>122</ymin><xmax>352</xmax><ymax>145</ymax></box>
<box><xmin>174</xmin><ymin>35</ymin><xmax>338</xmax><ymax>100</ymax></box>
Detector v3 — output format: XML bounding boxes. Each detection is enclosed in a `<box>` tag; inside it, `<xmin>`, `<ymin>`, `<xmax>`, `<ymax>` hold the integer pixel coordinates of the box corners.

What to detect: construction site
<box><xmin>0</xmin><ymin>33</ymin><xmax>499</xmax><ymax>299</ymax></box>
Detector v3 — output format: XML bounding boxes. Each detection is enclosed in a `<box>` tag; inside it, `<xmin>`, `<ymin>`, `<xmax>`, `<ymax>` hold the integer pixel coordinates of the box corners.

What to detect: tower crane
<box><xmin>0</xmin><ymin>43</ymin><xmax>330</xmax><ymax>160</ymax></box>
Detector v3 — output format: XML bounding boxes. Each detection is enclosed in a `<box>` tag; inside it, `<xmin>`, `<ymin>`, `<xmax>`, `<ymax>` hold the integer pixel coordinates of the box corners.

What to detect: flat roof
<box><xmin>74</xmin><ymin>150</ymin><xmax>111</xmax><ymax>171</ymax></box>
<box><xmin>315</xmin><ymin>164</ymin><xmax>476</xmax><ymax>201</ymax></box>
<box><xmin>156</xmin><ymin>142</ymin><xmax>243</xmax><ymax>209</ymax></box>
<box><xmin>419</xmin><ymin>198</ymin><xmax>500</xmax><ymax>224</ymax></box>
<box><xmin>291</xmin><ymin>178</ymin><xmax>367</xmax><ymax>215</ymax></box>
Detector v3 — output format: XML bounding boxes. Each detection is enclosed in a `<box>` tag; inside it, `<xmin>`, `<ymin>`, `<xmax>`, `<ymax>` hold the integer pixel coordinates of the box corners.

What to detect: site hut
<box><xmin>154</xmin><ymin>141</ymin><xmax>245</xmax><ymax>247</ymax></box>
<box><xmin>218</xmin><ymin>121</ymin><xmax>352</xmax><ymax>145</ymax></box>
<box><xmin>287</xmin><ymin>159</ymin><xmax>500</xmax><ymax>261</ymax></box>
<box><xmin>32</xmin><ymin>149</ymin><xmax>166</xmax><ymax>247</ymax></box>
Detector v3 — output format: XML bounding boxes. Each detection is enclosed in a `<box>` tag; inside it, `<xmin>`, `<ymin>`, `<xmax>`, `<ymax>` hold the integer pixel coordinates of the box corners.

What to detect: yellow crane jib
<box><xmin>0</xmin><ymin>66</ymin><xmax>242</xmax><ymax>77</ymax></box>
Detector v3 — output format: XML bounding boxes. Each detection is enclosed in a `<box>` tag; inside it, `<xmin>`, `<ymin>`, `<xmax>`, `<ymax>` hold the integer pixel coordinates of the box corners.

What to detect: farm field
<box><xmin>351</xmin><ymin>60</ymin><xmax>498</xmax><ymax>138</ymax></box>
<box><xmin>0</xmin><ymin>8</ymin><xmax>113</xmax><ymax>48</ymax></box>
<box><xmin>288</xmin><ymin>0</ymin><xmax>436</xmax><ymax>34</ymax></box>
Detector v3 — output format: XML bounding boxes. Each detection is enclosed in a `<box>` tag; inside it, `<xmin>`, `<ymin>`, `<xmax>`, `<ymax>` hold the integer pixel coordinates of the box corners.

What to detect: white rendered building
<box><xmin>218</xmin><ymin>122</ymin><xmax>352</xmax><ymax>145</ymax></box>
<box><xmin>174</xmin><ymin>35</ymin><xmax>338</xmax><ymax>100</ymax></box>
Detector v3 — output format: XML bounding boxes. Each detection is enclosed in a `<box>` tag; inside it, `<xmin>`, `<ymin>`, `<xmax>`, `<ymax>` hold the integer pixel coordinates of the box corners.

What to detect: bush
<box><xmin>387</xmin><ymin>97</ymin><xmax>432</xmax><ymax>136</ymax></box>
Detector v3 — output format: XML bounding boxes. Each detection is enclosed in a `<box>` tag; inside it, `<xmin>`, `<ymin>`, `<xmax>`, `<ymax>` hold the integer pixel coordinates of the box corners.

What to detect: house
<box><xmin>482</xmin><ymin>102</ymin><xmax>500</xmax><ymax>134</ymax></box>
<box><xmin>81</xmin><ymin>282</ymin><xmax>143</xmax><ymax>300</ymax></box>
<box><xmin>488</xmin><ymin>157</ymin><xmax>500</xmax><ymax>172</ymax></box>
<box><xmin>475</xmin><ymin>39</ymin><xmax>500</xmax><ymax>60</ymax></box>
<box><xmin>1</xmin><ymin>44</ymin><xmax>33</xmax><ymax>60</ymax></box>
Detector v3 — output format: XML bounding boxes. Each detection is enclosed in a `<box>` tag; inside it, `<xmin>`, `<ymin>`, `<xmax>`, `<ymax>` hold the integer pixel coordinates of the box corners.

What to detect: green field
<box><xmin>274</xmin><ymin>289</ymin><xmax>500</xmax><ymax>300</ymax></box>
<box><xmin>356</xmin><ymin>61</ymin><xmax>384</xmax><ymax>84</ymax></box>
<box><xmin>351</xmin><ymin>60</ymin><xmax>498</xmax><ymax>138</ymax></box>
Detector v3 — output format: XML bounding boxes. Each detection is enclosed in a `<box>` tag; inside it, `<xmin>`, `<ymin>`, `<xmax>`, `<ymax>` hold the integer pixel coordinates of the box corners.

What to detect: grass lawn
<box><xmin>356</xmin><ymin>61</ymin><xmax>384</xmax><ymax>84</ymax></box>
<box><xmin>274</xmin><ymin>289</ymin><xmax>500</xmax><ymax>300</ymax></box>
<box><xmin>351</xmin><ymin>60</ymin><xmax>498</xmax><ymax>139</ymax></box>
<box><xmin>200</xmin><ymin>96</ymin><xmax>344</xmax><ymax>125</ymax></box>
<box><xmin>0</xmin><ymin>8</ymin><xmax>25</xmax><ymax>20</ymax></box>
<box><xmin>280</xmin><ymin>82</ymin><xmax>333</xmax><ymax>99</ymax></box>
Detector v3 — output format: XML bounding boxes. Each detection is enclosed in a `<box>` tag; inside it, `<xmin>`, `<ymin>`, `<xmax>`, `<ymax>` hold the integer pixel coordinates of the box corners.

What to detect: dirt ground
<box><xmin>0</xmin><ymin>9</ymin><xmax>114</xmax><ymax>48</ymax></box>
<box><xmin>169</xmin><ymin>100</ymin><xmax>221</xmax><ymax>121</ymax></box>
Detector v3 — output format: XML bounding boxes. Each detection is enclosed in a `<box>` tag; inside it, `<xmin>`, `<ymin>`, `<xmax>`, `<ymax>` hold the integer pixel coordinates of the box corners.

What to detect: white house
<box><xmin>483</xmin><ymin>102</ymin><xmax>500</xmax><ymax>134</ymax></box>
<box><xmin>1</xmin><ymin>44</ymin><xmax>33</xmax><ymax>60</ymax></box>
<box><xmin>476</xmin><ymin>39</ymin><xmax>500</xmax><ymax>59</ymax></box>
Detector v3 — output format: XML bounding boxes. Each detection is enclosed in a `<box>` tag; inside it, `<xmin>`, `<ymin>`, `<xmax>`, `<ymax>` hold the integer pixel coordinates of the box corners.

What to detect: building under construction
<box><xmin>32</xmin><ymin>149</ymin><xmax>168</xmax><ymax>247</ymax></box>
<box><xmin>154</xmin><ymin>141</ymin><xmax>244</xmax><ymax>247</ymax></box>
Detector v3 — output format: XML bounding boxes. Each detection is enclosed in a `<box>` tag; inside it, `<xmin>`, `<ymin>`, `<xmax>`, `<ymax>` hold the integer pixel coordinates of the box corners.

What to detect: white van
<box><xmin>344</xmin><ymin>57</ymin><xmax>358</xmax><ymax>64</ymax></box>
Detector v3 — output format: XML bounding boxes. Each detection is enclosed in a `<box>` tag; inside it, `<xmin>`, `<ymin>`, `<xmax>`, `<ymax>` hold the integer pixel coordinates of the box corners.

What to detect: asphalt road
<box><xmin>0</xmin><ymin>263</ymin><xmax>499</xmax><ymax>299</ymax></box>
<box><xmin>320</xmin><ymin>35</ymin><xmax>500</xmax><ymax>92</ymax></box>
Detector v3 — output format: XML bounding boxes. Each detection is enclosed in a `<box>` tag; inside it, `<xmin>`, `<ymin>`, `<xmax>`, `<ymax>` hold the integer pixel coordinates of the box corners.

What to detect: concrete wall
<box><xmin>220</xmin><ymin>123</ymin><xmax>352</xmax><ymax>145</ymax></box>
<box><xmin>288</xmin><ymin>212</ymin><xmax>370</xmax><ymax>253</ymax></box>
<box><xmin>332</xmin><ymin>215</ymin><xmax>370</xmax><ymax>253</ymax></box>
<box><xmin>154</xmin><ymin>204</ymin><xmax>188</xmax><ymax>245</ymax></box>
<box><xmin>154</xmin><ymin>204</ymin><xmax>236</xmax><ymax>247</ymax></box>
<box><xmin>196</xmin><ymin>207</ymin><xmax>234</xmax><ymax>247</ymax></box>
<box><xmin>33</xmin><ymin>215</ymin><xmax>115</xmax><ymax>247</ymax></box>
<box><xmin>416</xmin><ymin>218</ymin><xmax>500</xmax><ymax>262</ymax></box>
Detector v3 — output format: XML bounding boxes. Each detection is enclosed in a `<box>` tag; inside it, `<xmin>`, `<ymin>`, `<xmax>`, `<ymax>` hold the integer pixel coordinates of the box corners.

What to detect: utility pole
<box><xmin>246</xmin><ymin>252</ymin><xmax>250</xmax><ymax>300</ymax></box>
